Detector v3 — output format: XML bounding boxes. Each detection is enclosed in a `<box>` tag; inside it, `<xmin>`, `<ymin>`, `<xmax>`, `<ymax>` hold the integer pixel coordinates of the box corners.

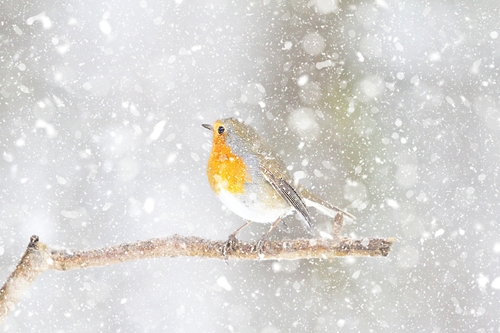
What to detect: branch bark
<box><xmin>0</xmin><ymin>234</ymin><xmax>395</xmax><ymax>324</ymax></box>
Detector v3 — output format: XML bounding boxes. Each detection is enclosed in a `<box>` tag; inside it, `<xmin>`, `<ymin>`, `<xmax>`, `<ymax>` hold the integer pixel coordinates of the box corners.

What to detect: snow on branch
<box><xmin>0</xmin><ymin>234</ymin><xmax>395</xmax><ymax>323</ymax></box>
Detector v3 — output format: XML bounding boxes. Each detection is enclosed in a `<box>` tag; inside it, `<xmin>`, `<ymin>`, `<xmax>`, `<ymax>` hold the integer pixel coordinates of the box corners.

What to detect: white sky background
<box><xmin>1</xmin><ymin>0</ymin><xmax>500</xmax><ymax>332</ymax></box>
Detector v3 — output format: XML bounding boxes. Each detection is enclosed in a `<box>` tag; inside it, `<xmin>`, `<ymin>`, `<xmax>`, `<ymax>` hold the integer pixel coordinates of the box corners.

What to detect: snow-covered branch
<box><xmin>0</xmin><ymin>234</ymin><xmax>395</xmax><ymax>324</ymax></box>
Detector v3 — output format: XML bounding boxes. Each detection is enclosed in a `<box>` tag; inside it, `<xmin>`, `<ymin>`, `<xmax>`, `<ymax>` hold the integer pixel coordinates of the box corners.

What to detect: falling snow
<box><xmin>0</xmin><ymin>0</ymin><xmax>499</xmax><ymax>332</ymax></box>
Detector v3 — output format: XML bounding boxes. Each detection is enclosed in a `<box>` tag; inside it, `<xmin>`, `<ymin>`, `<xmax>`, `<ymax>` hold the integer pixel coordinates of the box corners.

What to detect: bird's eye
<box><xmin>218</xmin><ymin>126</ymin><xmax>225</xmax><ymax>135</ymax></box>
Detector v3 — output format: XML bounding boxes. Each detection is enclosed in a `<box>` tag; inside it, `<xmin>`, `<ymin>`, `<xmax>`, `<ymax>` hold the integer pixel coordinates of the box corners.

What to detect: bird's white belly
<box><xmin>217</xmin><ymin>188</ymin><xmax>289</xmax><ymax>223</ymax></box>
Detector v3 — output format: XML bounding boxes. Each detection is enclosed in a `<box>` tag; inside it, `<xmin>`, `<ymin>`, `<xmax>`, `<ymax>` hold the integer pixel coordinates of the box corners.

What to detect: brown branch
<box><xmin>0</xmin><ymin>234</ymin><xmax>395</xmax><ymax>324</ymax></box>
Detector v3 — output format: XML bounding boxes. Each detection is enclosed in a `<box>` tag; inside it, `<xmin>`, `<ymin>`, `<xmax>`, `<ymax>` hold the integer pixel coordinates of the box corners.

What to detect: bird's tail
<box><xmin>298</xmin><ymin>185</ymin><xmax>356</xmax><ymax>220</ymax></box>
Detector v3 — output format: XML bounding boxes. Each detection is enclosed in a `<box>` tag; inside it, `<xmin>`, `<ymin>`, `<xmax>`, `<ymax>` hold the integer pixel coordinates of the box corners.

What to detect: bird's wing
<box><xmin>260</xmin><ymin>163</ymin><xmax>312</xmax><ymax>232</ymax></box>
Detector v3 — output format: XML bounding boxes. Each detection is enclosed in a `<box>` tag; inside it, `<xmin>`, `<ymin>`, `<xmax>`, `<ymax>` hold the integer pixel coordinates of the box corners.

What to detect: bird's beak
<box><xmin>202</xmin><ymin>124</ymin><xmax>212</xmax><ymax>131</ymax></box>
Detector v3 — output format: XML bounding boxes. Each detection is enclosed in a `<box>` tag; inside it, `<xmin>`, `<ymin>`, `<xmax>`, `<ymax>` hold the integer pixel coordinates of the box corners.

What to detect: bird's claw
<box><xmin>252</xmin><ymin>236</ymin><xmax>268</xmax><ymax>258</ymax></box>
<box><xmin>221</xmin><ymin>234</ymin><xmax>238</xmax><ymax>261</ymax></box>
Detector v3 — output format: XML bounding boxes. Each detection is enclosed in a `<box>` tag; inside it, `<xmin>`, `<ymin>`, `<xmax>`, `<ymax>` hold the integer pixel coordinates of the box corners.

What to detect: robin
<box><xmin>202</xmin><ymin>117</ymin><xmax>355</xmax><ymax>255</ymax></box>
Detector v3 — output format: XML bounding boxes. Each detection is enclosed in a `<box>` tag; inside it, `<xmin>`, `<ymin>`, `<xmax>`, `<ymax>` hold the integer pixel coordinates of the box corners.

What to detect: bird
<box><xmin>202</xmin><ymin>117</ymin><xmax>355</xmax><ymax>255</ymax></box>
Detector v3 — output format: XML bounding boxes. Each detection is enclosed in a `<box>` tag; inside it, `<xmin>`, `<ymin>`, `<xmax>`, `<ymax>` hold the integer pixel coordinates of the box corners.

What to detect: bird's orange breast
<box><xmin>207</xmin><ymin>135</ymin><xmax>249</xmax><ymax>195</ymax></box>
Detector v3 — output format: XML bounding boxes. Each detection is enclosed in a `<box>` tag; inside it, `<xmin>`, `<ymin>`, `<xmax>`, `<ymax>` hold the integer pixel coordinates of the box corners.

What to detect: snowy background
<box><xmin>1</xmin><ymin>0</ymin><xmax>500</xmax><ymax>332</ymax></box>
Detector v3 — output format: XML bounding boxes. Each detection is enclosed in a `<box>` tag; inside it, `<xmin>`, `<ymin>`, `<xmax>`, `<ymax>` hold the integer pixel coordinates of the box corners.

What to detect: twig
<box><xmin>0</xmin><ymin>234</ymin><xmax>395</xmax><ymax>324</ymax></box>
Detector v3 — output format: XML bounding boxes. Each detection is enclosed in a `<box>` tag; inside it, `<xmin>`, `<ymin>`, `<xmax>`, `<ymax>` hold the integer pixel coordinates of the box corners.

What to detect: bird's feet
<box><xmin>221</xmin><ymin>234</ymin><xmax>239</xmax><ymax>261</ymax></box>
<box><xmin>252</xmin><ymin>235</ymin><xmax>269</xmax><ymax>258</ymax></box>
